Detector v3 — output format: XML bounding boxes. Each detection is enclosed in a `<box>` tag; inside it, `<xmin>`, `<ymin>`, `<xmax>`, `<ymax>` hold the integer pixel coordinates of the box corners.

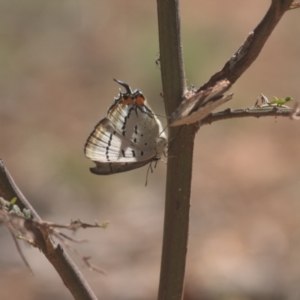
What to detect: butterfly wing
<box><xmin>84</xmin><ymin>79</ymin><xmax>167</xmax><ymax>175</ymax></box>
<box><xmin>107</xmin><ymin>98</ymin><xmax>166</xmax><ymax>152</ymax></box>
<box><xmin>84</xmin><ymin>118</ymin><xmax>155</xmax><ymax>175</ymax></box>
<box><xmin>90</xmin><ymin>159</ymin><xmax>155</xmax><ymax>175</ymax></box>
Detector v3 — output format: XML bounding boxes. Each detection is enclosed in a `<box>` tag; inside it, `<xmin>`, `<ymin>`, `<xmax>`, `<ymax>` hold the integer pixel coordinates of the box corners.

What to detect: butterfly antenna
<box><xmin>113</xmin><ymin>78</ymin><xmax>132</xmax><ymax>94</ymax></box>
<box><xmin>160</xmin><ymin>124</ymin><xmax>169</xmax><ymax>137</ymax></box>
<box><xmin>152</xmin><ymin>112</ymin><xmax>169</xmax><ymax>119</ymax></box>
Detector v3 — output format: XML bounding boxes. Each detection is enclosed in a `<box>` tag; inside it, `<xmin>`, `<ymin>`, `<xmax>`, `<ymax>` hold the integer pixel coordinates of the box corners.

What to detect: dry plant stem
<box><xmin>157</xmin><ymin>1</ymin><xmax>195</xmax><ymax>300</ymax></box>
<box><xmin>0</xmin><ymin>160</ymin><xmax>98</xmax><ymax>300</ymax></box>
<box><xmin>157</xmin><ymin>1</ymin><xmax>293</xmax><ymax>300</ymax></box>
<box><xmin>201</xmin><ymin>107</ymin><xmax>293</xmax><ymax>125</ymax></box>
<box><xmin>200</xmin><ymin>0</ymin><xmax>294</xmax><ymax>90</ymax></box>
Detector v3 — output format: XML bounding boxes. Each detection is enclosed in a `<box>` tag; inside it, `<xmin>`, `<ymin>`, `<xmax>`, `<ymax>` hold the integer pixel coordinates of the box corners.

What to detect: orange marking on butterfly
<box><xmin>121</xmin><ymin>96</ymin><xmax>135</xmax><ymax>105</ymax></box>
<box><xmin>120</xmin><ymin>95</ymin><xmax>145</xmax><ymax>106</ymax></box>
<box><xmin>136</xmin><ymin>95</ymin><xmax>145</xmax><ymax>106</ymax></box>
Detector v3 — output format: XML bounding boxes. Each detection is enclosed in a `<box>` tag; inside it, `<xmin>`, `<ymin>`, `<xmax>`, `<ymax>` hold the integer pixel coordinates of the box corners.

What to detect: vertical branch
<box><xmin>157</xmin><ymin>0</ymin><xmax>196</xmax><ymax>299</ymax></box>
<box><xmin>156</xmin><ymin>1</ymin><xmax>294</xmax><ymax>299</ymax></box>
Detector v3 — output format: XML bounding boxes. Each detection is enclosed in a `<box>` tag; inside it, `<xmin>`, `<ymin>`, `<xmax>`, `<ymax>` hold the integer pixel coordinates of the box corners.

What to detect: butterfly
<box><xmin>84</xmin><ymin>79</ymin><xmax>167</xmax><ymax>175</ymax></box>
<box><xmin>170</xmin><ymin>80</ymin><xmax>233</xmax><ymax>126</ymax></box>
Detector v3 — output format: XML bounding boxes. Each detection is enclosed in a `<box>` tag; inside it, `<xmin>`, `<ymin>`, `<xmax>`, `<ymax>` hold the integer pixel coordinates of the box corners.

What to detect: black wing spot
<box><xmin>132</xmin><ymin>150</ymin><xmax>136</xmax><ymax>157</ymax></box>
<box><xmin>120</xmin><ymin>108</ymin><xmax>133</xmax><ymax>137</ymax></box>
<box><xmin>122</xmin><ymin>150</ymin><xmax>125</xmax><ymax>157</ymax></box>
<box><xmin>105</xmin><ymin>134</ymin><xmax>113</xmax><ymax>161</ymax></box>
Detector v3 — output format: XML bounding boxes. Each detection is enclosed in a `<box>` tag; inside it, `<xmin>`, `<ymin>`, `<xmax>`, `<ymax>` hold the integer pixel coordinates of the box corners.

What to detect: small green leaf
<box><xmin>10</xmin><ymin>197</ymin><xmax>18</xmax><ymax>205</ymax></box>
<box><xmin>269</xmin><ymin>96</ymin><xmax>294</xmax><ymax>107</ymax></box>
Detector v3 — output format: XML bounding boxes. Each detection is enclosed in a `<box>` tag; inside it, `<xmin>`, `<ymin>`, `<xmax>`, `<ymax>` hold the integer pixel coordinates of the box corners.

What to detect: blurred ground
<box><xmin>0</xmin><ymin>1</ymin><xmax>300</xmax><ymax>299</ymax></box>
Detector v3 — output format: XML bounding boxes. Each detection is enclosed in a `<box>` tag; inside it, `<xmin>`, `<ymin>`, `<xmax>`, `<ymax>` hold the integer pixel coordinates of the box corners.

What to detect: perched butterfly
<box><xmin>84</xmin><ymin>79</ymin><xmax>167</xmax><ymax>175</ymax></box>
<box><xmin>170</xmin><ymin>80</ymin><xmax>233</xmax><ymax>126</ymax></box>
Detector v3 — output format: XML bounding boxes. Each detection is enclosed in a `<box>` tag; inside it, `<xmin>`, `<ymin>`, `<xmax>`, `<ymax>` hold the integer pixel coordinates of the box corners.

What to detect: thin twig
<box><xmin>0</xmin><ymin>160</ymin><xmax>98</xmax><ymax>300</ymax></box>
<box><xmin>0</xmin><ymin>209</ymin><xmax>33</xmax><ymax>274</ymax></box>
<box><xmin>289</xmin><ymin>1</ymin><xmax>300</xmax><ymax>9</ymax></box>
<box><xmin>200</xmin><ymin>0</ymin><xmax>295</xmax><ymax>90</ymax></box>
<box><xmin>290</xmin><ymin>100</ymin><xmax>300</xmax><ymax>120</ymax></box>
<box><xmin>200</xmin><ymin>106</ymin><xmax>294</xmax><ymax>125</ymax></box>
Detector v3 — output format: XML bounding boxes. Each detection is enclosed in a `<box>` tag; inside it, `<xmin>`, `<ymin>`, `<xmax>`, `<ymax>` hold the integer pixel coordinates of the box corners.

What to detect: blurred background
<box><xmin>0</xmin><ymin>1</ymin><xmax>300</xmax><ymax>299</ymax></box>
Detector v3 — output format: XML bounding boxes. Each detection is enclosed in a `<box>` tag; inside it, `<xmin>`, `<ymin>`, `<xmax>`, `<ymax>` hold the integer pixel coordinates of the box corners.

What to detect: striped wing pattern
<box><xmin>84</xmin><ymin>79</ymin><xmax>167</xmax><ymax>175</ymax></box>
